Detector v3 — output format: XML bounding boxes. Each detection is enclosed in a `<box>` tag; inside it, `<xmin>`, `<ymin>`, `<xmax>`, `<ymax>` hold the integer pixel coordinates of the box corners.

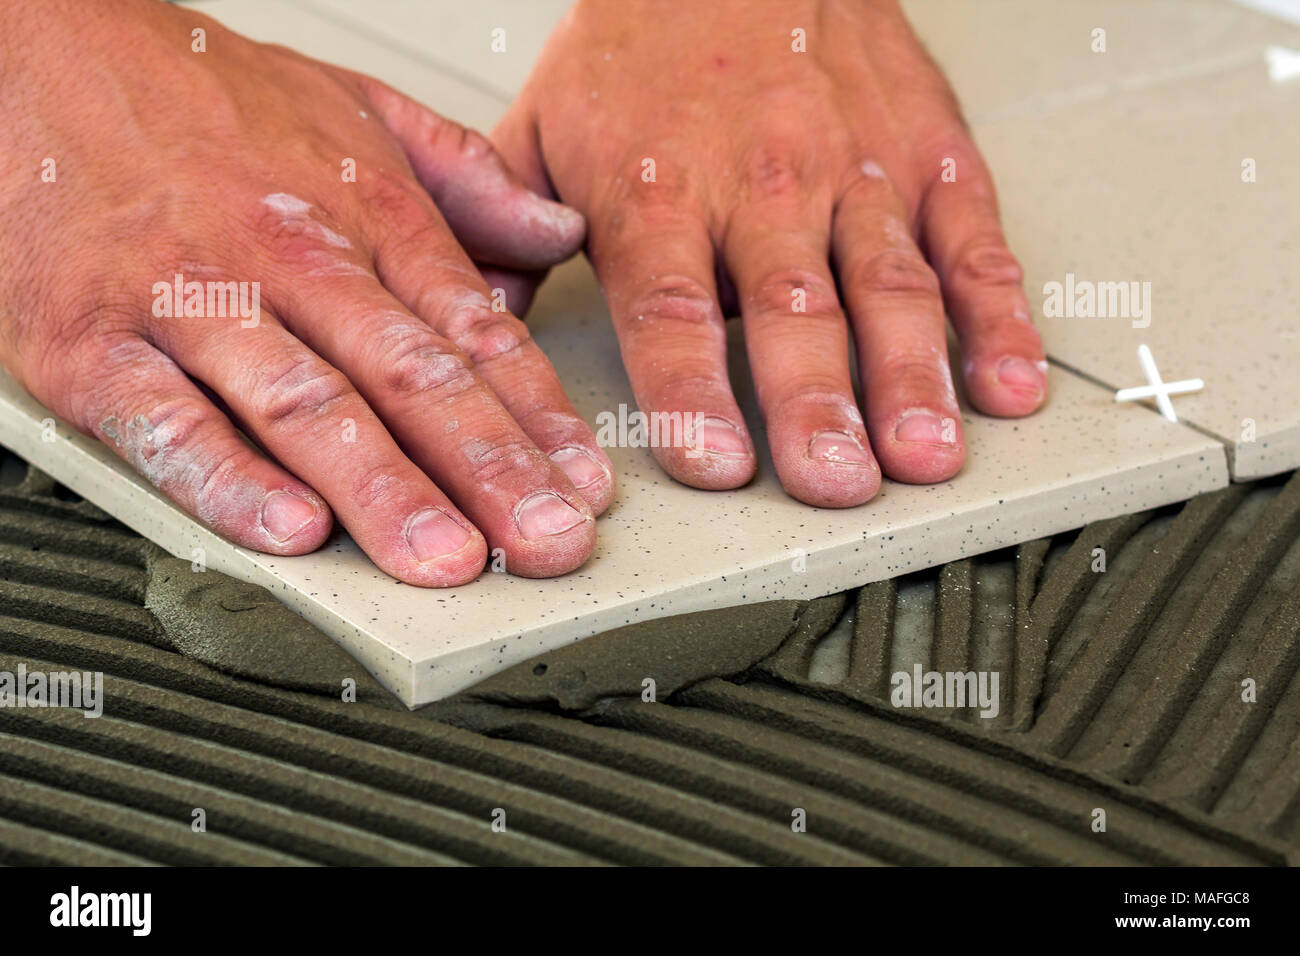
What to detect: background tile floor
<box><xmin>4</xmin><ymin>0</ymin><xmax>1295</xmax><ymax>705</ymax></box>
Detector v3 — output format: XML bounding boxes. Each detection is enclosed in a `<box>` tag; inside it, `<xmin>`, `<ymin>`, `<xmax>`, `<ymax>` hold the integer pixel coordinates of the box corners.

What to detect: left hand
<box><xmin>487</xmin><ymin>0</ymin><xmax>1047</xmax><ymax>508</ymax></box>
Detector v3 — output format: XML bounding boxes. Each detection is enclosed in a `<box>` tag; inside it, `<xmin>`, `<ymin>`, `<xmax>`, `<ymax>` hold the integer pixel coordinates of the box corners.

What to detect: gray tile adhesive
<box><xmin>1</xmin><ymin>446</ymin><xmax>1298</xmax><ymax>865</ymax></box>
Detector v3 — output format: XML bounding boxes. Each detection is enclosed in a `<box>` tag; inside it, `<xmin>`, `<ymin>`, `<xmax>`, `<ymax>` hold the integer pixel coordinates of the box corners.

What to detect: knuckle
<box><xmin>623</xmin><ymin>276</ymin><xmax>719</xmax><ymax>326</ymax></box>
<box><xmin>347</xmin><ymin>461</ymin><xmax>405</xmax><ymax>510</ymax></box>
<box><xmin>361</xmin><ymin>170</ymin><xmax>430</xmax><ymax>231</ymax></box>
<box><xmin>597</xmin><ymin>156</ymin><xmax>695</xmax><ymax>223</ymax></box>
<box><xmin>66</xmin><ymin>335</ymin><xmax>165</xmax><ymax>427</ymax></box>
<box><xmin>192</xmin><ymin>442</ymin><xmax>259</xmax><ymax>506</ymax></box>
<box><xmin>251</xmin><ymin>199</ymin><xmax>354</xmax><ymax>264</ymax></box>
<box><xmin>380</xmin><ymin>330</ymin><xmax>476</xmax><ymax>398</ymax></box>
<box><xmin>133</xmin><ymin>398</ymin><xmax>209</xmax><ymax>459</ymax></box>
<box><xmin>850</xmin><ymin>248</ymin><xmax>941</xmax><ymax>297</ymax></box>
<box><xmin>952</xmin><ymin>237</ymin><xmax>1024</xmax><ymax>287</ymax></box>
<box><xmin>440</xmin><ymin>304</ymin><xmax>530</xmax><ymax>364</ymax></box>
<box><xmin>750</xmin><ymin>269</ymin><xmax>840</xmax><ymax>317</ymax></box>
<box><xmin>410</xmin><ymin>264</ymin><xmax>489</xmax><ymax>318</ymax></box>
<box><xmin>465</xmin><ymin>436</ymin><xmax>546</xmax><ymax>486</ymax></box>
<box><xmin>36</xmin><ymin>306</ymin><xmax>135</xmax><ymax>395</ymax></box>
<box><xmin>105</xmin><ymin>397</ymin><xmax>223</xmax><ymax>494</ymax></box>
<box><xmin>448</xmin><ymin>125</ymin><xmax>494</xmax><ymax>164</ymax></box>
<box><xmin>877</xmin><ymin>344</ymin><xmax>954</xmax><ymax>392</ymax></box>
<box><xmin>260</xmin><ymin>357</ymin><xmax>355</xmax><ymax>427</ymax></box>
<box><xmin>744</xmin><ymin>146</ymin><xmax>805</xmax><ymax>199</ymax></box>
<box><xmin>770</xmin><ymin>386</ymin><xmax>860</xmax><ymax>420</ymax></box>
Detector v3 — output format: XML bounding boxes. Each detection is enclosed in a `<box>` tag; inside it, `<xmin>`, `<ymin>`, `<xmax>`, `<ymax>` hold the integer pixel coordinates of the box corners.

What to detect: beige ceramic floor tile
<box><xmin>290</xmin><ymin>0</ymin><xmax>1297</xmax><ymax>120</ymax></box>
<box><xmin>193</xmin><ymin>0</ymin><xmax>508</xmax><ymax>131</ymax></box>
<box><xmin>971</xmin><ymin>38</ymin><xmax>1300</xmax><ymax>478</ymax></box>
<box><xmin>906</xmin><ymin>0</ymin><xmax>1300</xmax><ymax>123</ymax></box>
<box><xmin>0</xmin><ymin>249</ymin><xmax>1228</xmax><ymax>706</ymax></box>
<box><xmin>299</xmin><ymin>0</ymin><xmax>570</xmax><ymax>101</ymax></box>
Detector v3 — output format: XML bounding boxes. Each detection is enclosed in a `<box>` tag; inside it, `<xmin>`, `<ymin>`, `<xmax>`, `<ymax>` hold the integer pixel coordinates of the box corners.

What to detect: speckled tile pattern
<box><xmin>0</xmin><ymin>252</ymin><xmax>1229</xmax><ymax>705</ymax></box>
<box><xmin>972</xmin><ymin>35</ymin><xmax>1300</xmax><ymax>479</ymax></box>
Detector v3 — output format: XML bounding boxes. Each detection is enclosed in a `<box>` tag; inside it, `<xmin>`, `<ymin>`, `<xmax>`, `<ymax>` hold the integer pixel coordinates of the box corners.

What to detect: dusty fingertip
<box><xmin>879</xmin><ymin>409</ymin><xmax>965</xmax><ymax>485</ymax></box>
<box><xmin>256</xmin><ymin>488</ymin><xmax>332</xmax><ymax>555</ymax></box>
<box><xmin>516</xmin><ymin>491</ymin><xmax>587</xmax><ymax>539</ymax></box>
<box><xmin>549</xmin><ymin>446</ymin><xmax>608</xmax><ymax>490</ymax></box>
<box><xmin>401</xmin><ymin>508</ymin><xmax>488</xmax><ymax>587</ymax></box>
<box><xmin>526</xmin><ymin>195</ymin><xmax>587</xmax><ymax>249</ymax></box>
<box><xmin>549</xmin><ymin>446</ymin><xmax>616</xmax><ymax>515</ymax></box>
<box><xmin>807</xmin><ymin>430</ymin><xmax>874</xmax><ymax>466</ymax></box>
<box><xmin>785</xmin><ymin>456</ymin><xmax>882</xmax><ymax>509</ymax></box>
<box><xmin>657</xmin><ymin>448</ymin><xmax>757</xmax><ymax>492</ymax></box>
<box><xmin>968</xmin><ymin>355</ymin><xmax>1049</xmax><ymax>417</ymax></box>
<box><xmin>651</xmin><ymin>415</ymin><xmax>757</xmax><ymax>491</ymax></box>
<box><xmin>762</xmin><ymin>429</ymin><xmax>878</xmax><ymax>508</ymax></box>
<box><xmin>502</xmin><ymin>496</ymin><xmax>598</xmax><ymax>578</ymax></box>
<box><xmin>996</xmin><ymin>355</ymin><xmax>1047</xmax><ymax>400</ymax></box>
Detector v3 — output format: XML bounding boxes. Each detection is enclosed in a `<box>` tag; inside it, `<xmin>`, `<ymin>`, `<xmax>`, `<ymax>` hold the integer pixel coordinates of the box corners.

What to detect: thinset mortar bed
<box><xmin>0</xmin><ymin>448</ymin><xmax>1298</xmax><ymax>865</ymax></box>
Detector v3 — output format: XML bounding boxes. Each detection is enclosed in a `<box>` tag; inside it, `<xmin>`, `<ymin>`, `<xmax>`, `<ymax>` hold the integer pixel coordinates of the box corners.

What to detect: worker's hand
<box><xmin>0</xmin><ymin>0</ymin><xmax>614</xmax><ymax>586</ymax></box>
<box><xmin>491</xmin><ymin>0</ymin><xmax>1047</xmax><ymax>507</ymax></box>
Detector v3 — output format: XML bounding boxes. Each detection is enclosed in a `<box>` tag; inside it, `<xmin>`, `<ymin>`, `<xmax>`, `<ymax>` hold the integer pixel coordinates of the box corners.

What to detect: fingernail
<box><xmin>693</xmin><ymin>416</ymin><xmax>749</xmax><ymax>458</ymax></box>
<box><xmin>550</xmin><ymin>447</ymin><xmax>608</xmax><ymax>490</ymax></box>
<box><xmin>997</xmin><ymin>356</ymin><xmax>1046</xmax><ymax>395</ymax></box>
<box><xmin>516</xmin><ymin>491</ymin><xmax>585</xmax><ymax>540</ymax></box>
<box><xmin>536</xmin><ymin>197</ymin><xmax>585</xmax><ymax>233</ymax></box>
<box><xmin>808</xmin><ymin>430</ymin><xmax>872</xmax><ymax>465</ymax></box>
<box><xmin>406</xmin><ymin>507</ymin><xmax>472</xmax><ymax>562</ymax></box>
<box><xmin>894</xmin><ymin>410</ymin><xmax>954</xmax><ymax>445</ymax></box>
<box><xmin>261</xmin><ymin>490</ymin><xmax>318</xmax><ymax>542</ymax></box>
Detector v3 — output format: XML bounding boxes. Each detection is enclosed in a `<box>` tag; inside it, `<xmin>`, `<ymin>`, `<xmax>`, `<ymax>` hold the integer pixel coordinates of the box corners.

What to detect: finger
<box><xmin>832</xmin><ymin>166</ymin><xmax>966</xmax><ymax>484</ymax></box>
<box><xmin>919</xmin><ymin>137</ymin><xmax>1047</xmax><ymax>417</ymax></box>
<box><xmin>271</xmin><ymin>265</ymin><xmax>599</xmax><ymax>577</ymax></box>
<box><xmin>358</xmin><ymin>183</ymin><xmax>614</xmax><ymax>517</ymax></box>
<box><xmin>588</xmin><ymin>201</ymin><xmax>756</xmax><ymax>490</ymax></box>
<box><xmin>477</xmin><ymin>264</ymin><xmax>546</xmax><ymax>322</ymax></box>
<box><xmin>57</xmin><ymin>335</ymin><xmax>333</xmax><ymax>555</ymax></box>
<box><xmin>490</xmin><ymin>95</ymin><xmax>555</xmax><ymax>198</ymax></box>
<box><xmin>150</xmin><ymin>312</ymin><xmax>489</xmax><ymax>587</ymax></box>
<box><xmin>352</xmin><ymin>72</ymin><xmax>585</xmax><ymax>270</ymax></box>
<box><xmin>723</xmin><ymin>209</ymin><xmax>880</xmax><ymax>508</ymax></box>
<box><xmin>470</xmin><ymin>101</ymin><xmax>557</xmax><ymax>319</ymax></box>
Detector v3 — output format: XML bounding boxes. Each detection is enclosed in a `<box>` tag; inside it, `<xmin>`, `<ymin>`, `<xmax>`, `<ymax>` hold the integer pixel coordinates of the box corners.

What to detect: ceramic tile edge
<box><xmin>0</xmin><ymin>371</ymin><xmax>1229</xmax><ymax>710</ymax></box>
<box><xmin>0</xmin><ymin>375</ymin><xmax>401</xmax><ymax>693</ymax></box>
<box><xmin>408</xmin><ymin>437</ymin><xmax>1229</xmax><ymax>707</ymax></box>
<box><xmin>1229</xmin><ymin>421</ymin><xmax>1300</xmax><ymax>479</ymax></box>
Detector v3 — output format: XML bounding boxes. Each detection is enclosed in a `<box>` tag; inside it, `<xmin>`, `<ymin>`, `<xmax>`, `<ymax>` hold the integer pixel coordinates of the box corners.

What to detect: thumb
<box><xmin>351</xmin><ymin>72</ymin><xmax>585</xmax><ymax>271</ymax></box>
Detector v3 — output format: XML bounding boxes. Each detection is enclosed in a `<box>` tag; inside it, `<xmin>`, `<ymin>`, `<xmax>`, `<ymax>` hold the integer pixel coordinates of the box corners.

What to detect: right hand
<box><xmin>0</xmin><ymin>0</ymin><xmax>614</xmax><ymax>586</ymax></box>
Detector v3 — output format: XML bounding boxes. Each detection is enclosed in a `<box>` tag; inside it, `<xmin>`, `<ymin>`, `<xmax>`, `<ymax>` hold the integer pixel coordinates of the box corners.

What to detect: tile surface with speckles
<box><xmin>972</xmin><ymin>29</ymin><xmax>1300</xmax><ymax>478</ymax></box>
